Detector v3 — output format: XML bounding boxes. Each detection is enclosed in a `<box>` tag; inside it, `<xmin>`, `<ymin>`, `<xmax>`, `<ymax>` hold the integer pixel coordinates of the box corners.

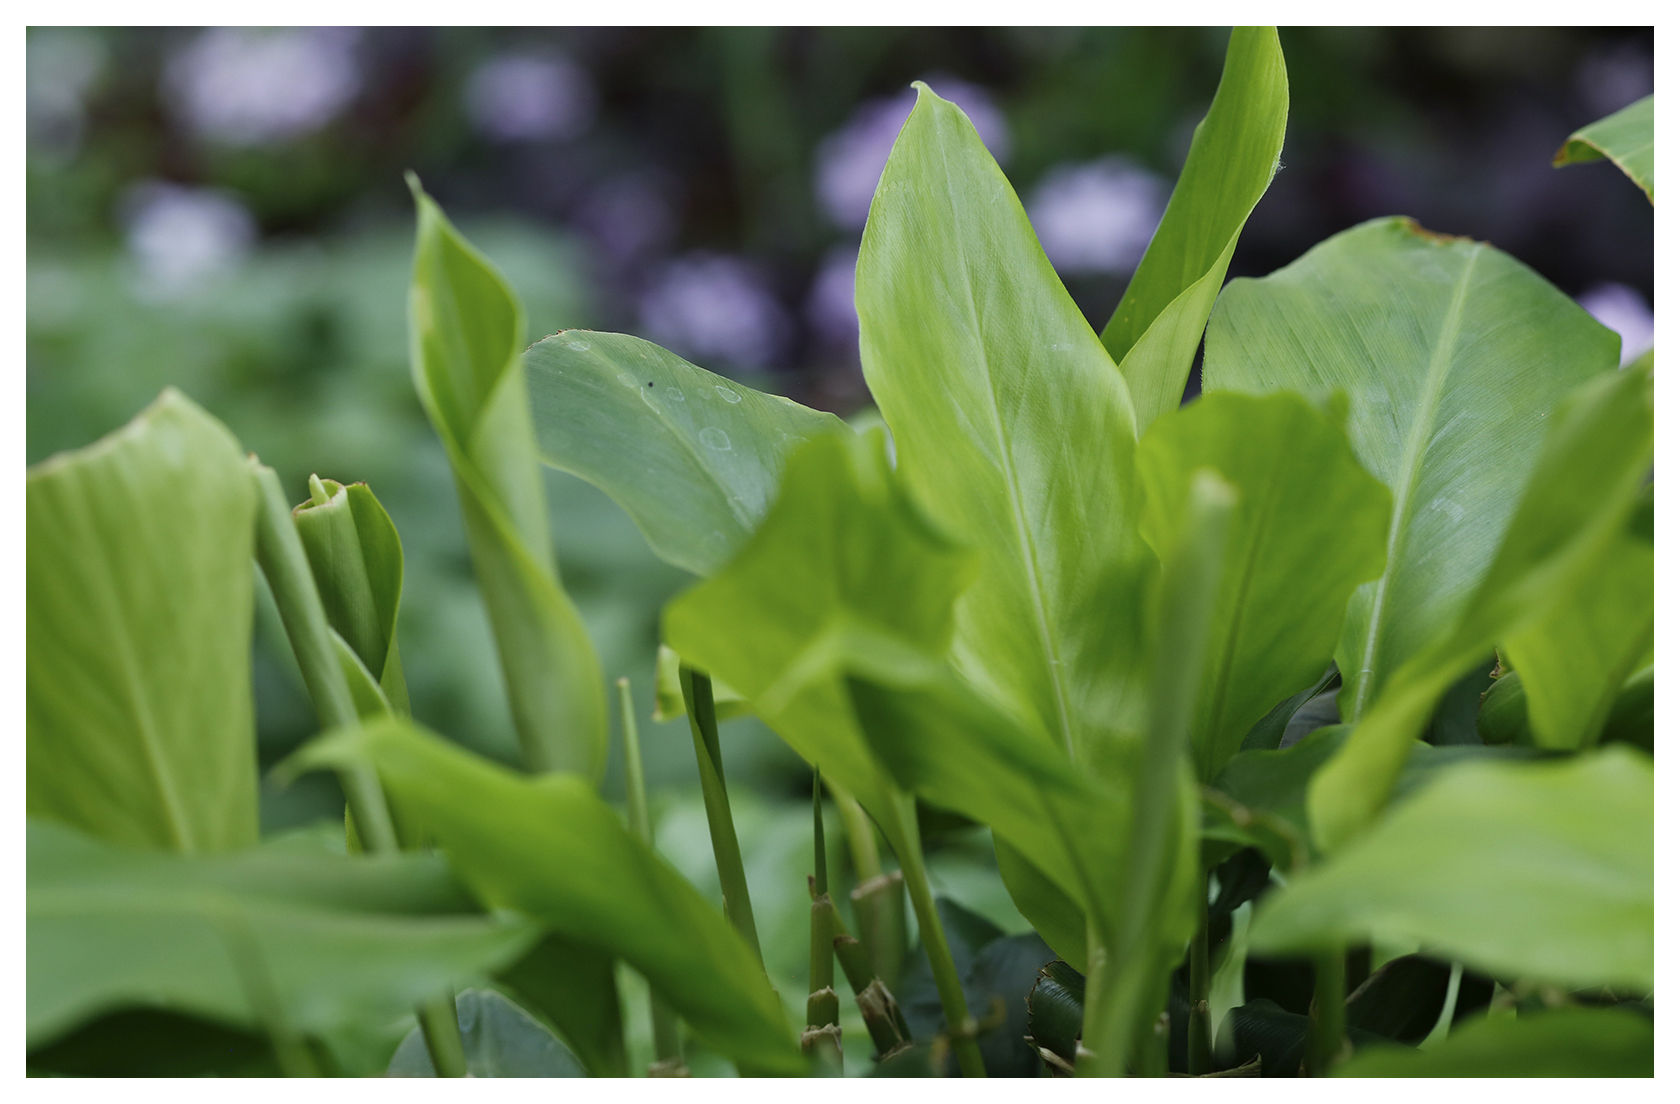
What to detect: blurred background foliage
<box><xmin>26</xmin><ymin>26</ymin><xmax>1653</xmax><ymax>1068</ymax></box>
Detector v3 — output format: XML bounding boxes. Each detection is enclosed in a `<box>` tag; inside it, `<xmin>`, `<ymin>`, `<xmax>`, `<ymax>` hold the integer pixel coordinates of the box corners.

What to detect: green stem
<box><xmin>252</xmin><ymin>461</ymin><xmax>464</xmax><ymax>1074</ymax></box>
<box><xmin>1187</xmin><ymin>872</ymin><xmax>1211</xmax><ymax>1075</ymax></box>
<box><xmin>828</xmin><ymin>776</ymin><xmax>882</xmax><ymax>879</ymax></box>
<box><xmin>808</xmin><ymin>771</ymin><xmax>837</xmax><ymax>1011</ymax></box>
<box><xmin>619</xmin><ymin>678</ymin><xmax>684</xmax><ymax>1068</ymax></box>
<box><xmin>1308</xmin><ymin>945</ymin><xmax>1347</xmax><ymax>1076</ymax></box>
<box><xmin>890</xmin><ymin>793</ymin><xmax>986</xmax><ymax>1078</ymax></box>
<box><xmin>250</xmin><ymin>460</ymin><xmax>397</xmax><ymax>853</ymax></box>
<box><xmin>678</xmin><ymin>666</ymin><xmax>762</xmax><ymax>966</ymax></box>
<box><xmin>418</xmin><ymin>997</ymin><xmax>466</xmax><ymax>1077</ymax></box>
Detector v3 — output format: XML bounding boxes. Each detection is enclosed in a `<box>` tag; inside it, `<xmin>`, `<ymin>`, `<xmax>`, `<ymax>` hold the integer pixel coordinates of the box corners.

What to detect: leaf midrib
<box><xmin>932</xmin><ymin>121</ymin><xmax>1078</xmax><ymax>759</ymax></box>
<box><xmin>1350</xmin><ymin>244</ymin><xmax>1483</xmax><ymax>720</ymax></box>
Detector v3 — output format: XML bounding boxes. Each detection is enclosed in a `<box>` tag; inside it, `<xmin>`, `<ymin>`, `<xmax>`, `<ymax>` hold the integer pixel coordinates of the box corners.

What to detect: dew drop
<box><xmin>666</xmin><ymin>386</ymin><xmax>686</xmax><ymax>402</ymax></box>
<box><xmin>617</xmin><ymin>372</ymin><xmax>639</xmax><ymax>389</ymax></box>
<box><xmin>715</xmin><ymin>385</ymin><xmax>742</xmax><ymax>404</ymax></box>
<box><xmin>566</xmin><ymin>340</ymin><xmax>590</xmax><ymax>351</ymax></box>
<box><xmin>699</xmin><ymin>427</ymin><xmax>732</xmax><ymax>451</ymax></box>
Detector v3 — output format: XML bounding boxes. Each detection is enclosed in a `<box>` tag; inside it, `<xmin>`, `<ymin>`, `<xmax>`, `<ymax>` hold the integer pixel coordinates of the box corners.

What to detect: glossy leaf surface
<box><xmin>527</xmin><ymin>330</ymin><xmax>848</xmax><ymax>577</ymax></box>
<box><xmin>1205</xmin><ymin>216</ymin><xmax>1619</xmax><ymax>724</ymax></box>
<box><xmin>1334</xmin><ymin>1006</ymin><xmax>1653</xmax><ymax>1077</ymax></box>
<box><xmin>1307</xmin><ymin>362</ymin><xmax>1652</xmax><ymax>847</ymax></box>
<box><xmin>856</xmin><ymin>81</ymin><xmax>1154</xmax><ymax>768</ymax></box>
<box><xmin>1101</xmin><ymin>27</ymin><xmax>1289</xmax><ymax>428</ymax></box>
<box><xmin>288</xmin><ymin>719</ymin><xmax>803</xmax><ymax>1075</ymax></box>
<box><xmin>407</xmin><ymin>178</ymin><xmax>606</xmax><ymax>779</ymax></box>
<box><xmin>1137</xmin><ymin>392</ymin><xmax>1389</xmax><ymax>780</ymax></box>
<box><xmin>27</xmin><ymin>821</ymin><xmax>537</xmax><ymax>1068</ymax></box>
<box><xmin>27</xmin><ymin>389</ymin><xmax>259</xmax><ymax>854</ymax></box>
<box><xmin>1250</xmin><ymin>748</ymin><xmax>1652</xmax><ymax>991</ymax></box>
<box><xmin>1554</xmin><ymin>95</ymin><xmax>1653</xmax><ymax>202</ymax></box>
<box><xmin>388</xmin><ymin>988</ymin><xmax>587</xmax><ymax>1077</ymax></box>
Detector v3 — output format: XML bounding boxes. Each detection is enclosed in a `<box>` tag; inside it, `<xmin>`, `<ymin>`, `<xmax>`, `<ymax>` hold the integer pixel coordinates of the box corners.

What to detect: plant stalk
<box><xmin>252</xmin><ymin>460</ymin><xmax>463</xmax><ymax>1074</ymax></box>
<box><xmin>889</xmin><ymin>793</ymin><xmax>986</xmax><ymax>1078</ymax></box>
<box><xmin>804</xmin><ymin>770</ymin><xmax>843</xmax><ymax>1070</ymax></box>
<box><xmin>1187</xmin><ymin>872</ymin><xmax>1212</xmax><ymax>1075</ymax></box>
<box><xmin>678</xmin><ymin>665</ymin><xmax>762</xmax><ymax>966</ymax></box>
<box><xmin>1307</xmin><ymin>945</ymin><xmax>1348</xmax><ymax>1076</ymax></box>
<box><xmin>827</xmin><ymin>777</ymin><xmax>907</xmax><ymax>988</ymax></box>
<box><xmin>618</xmin><ymin>679</ymin><xmax>685</xmax><ymax>1071</ymax></box>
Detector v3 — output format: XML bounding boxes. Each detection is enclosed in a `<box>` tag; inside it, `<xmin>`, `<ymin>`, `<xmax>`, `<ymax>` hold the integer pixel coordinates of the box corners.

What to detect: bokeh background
<box><xmin>26</xmin><ymin>25</ymin><xmax>1654</xmax><ymax>1072</ymax></box>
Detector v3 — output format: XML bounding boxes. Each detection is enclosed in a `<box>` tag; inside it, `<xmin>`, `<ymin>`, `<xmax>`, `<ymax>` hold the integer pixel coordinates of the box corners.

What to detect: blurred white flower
<box><xmin>1577</xmin><ymin>282</ymin><xmax>1654</xmax><ymax>366</ymax></box>
<box><xmin>575</xmin><ymin>174</ymin><xmax>676</xmax><ymax>265</ymax></box>
<box><xmin>815</xmin><ymin>77</ymin><xmax>1010</xmax><ymax>230</ymax></box>
<box><xmin>639</xmin><ymin>254</ymin><xmax>789</xmax><ymax>370</ymax></box>
<box><xmin>122</xmin><ymin>182</ymin><xmax>256</xmax><ymax>298</ymax></box>
<box><xmin>28</xmin><ymin>29</ymin><xmax>107</xmax><ymax>161</ymax></box>
<box><xmin>165</xmin><ymin>28</ymin><xmax>361</xmax><ymax>146</ymax></box>
<box><xmin>1027</xmin><ymin>156</ymin><xmax>1167</xmax><ymax>276</ymax></box>
<box><xmin>806</xmin><ymin>245</ymin><xmax>859</xmax><ymax>345</ymax></box>
<box><xmin>464</xmin><ymin>51</ymin><xmax>597</xmax><ymax>143</ymax></box>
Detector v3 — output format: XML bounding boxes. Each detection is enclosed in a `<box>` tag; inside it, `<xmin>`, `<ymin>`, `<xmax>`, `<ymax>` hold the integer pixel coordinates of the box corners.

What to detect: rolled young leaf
<box><xmin>293</xmin><ymin>476</ymin><xmax>411</xmax><ymax>714</ymax></box>
<box><xmin>27</xmin><ymin>388</ymin><xmax>259</xmax><ymax>854</ymax></box>
<box><xmin>1250</xmin><ymin>747</ymin><xmax>1653</xmax><ymax>993</ymax></box>
<box><xmin>27</xmin><ymin>820</ymin><xmax>539</xmax><ymax>1073</ymax></box>
<box><xmin>285</xmin><ymin>718</ymin><xmax>805</xmax><ymax>1075</ymax></box>
<box><xmin>1100</xmin><ymin>26</ymin><xmax>1290</xmax><ymax>429</ymax></box>
<box><xmin>1136</xmin><ymin>392</ymin><xmax>1390</xmax><ymax>781</ymax></box>
<box><xmin>1554</xmin><ymin>94</ymin><xmax>1653</xmax><ymax>203</ymax></box>
<box><xmin>1306</xmin><ymin>361</ymin><xmax>1652</xmax><ymax>849</ymax></box>
<box><xmin>856</xmin><ymin>81</ymin><xmax>1156</xmax><ymax>772</ymax></box>
<box><xmin>406</xmin><ymin>176</ymin><xmax>606</xmax><ymax>781</ymax></box>
<box><xmin>1205</xmin><ymin>217</ymin><xmax>1619</xmax><ymax>724</ymax></box>
<box><xmin>527</xmin><ymin>330</ymin><xmax>848</xmax><ymax>577</ymax></box>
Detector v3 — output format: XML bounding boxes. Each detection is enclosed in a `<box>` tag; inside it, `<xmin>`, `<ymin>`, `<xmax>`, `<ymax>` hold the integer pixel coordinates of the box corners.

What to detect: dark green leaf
<box><xmin>1026</xmin><ymin>960</ymin><xmax>1086</xmax><ymax>1071</ymax></box>
<box><xmin>526</xmin><ymin>330</ymin><xmax>848</xmax><ymax>577</ymax></box>
<box><xmin>495</xmin><ymin>932</ymin><xmax>627</xmax><ymax>1077</ymax></box>
<box><xmin>27</xmin><ymin>388</ymin><xmax>259</xmax><ymax>854</ymax></box>
<box><xmin>1101</xmin><ymin>27</ymin><xmax>1289</xmax><ymax>428</ymax></box>
<box><xmin>388</xmin><ymin>989</ymin><xmax>587</xmax><ymax>1077</ymax></box>
<box><xmin>27</xmin><ymin>1008</ymin><xmax>277</xmax><ymax>1077</ymax></box>
<box><xmin>1213</xmin><ymin>998</ymin><xmax>1392</xmax><ymax>1077</ymax></box>
<box><xmin>1238</xmin><ymin>666</ymin><xmax>1338</xmax><ymax>752</ymax></box>
<box><xmin>1476</xmin><ymin>671</ymin><xmax>1533</xmax><ymax>745</ymax></box>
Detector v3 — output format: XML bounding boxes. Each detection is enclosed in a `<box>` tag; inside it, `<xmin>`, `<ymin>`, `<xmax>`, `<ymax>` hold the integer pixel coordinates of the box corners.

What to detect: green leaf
<box><xmin>27</xmin><ymin>388</ymin><xmax>259</xmax><ymax>854</ymax></box>
<box><xmin>1500</xmin><ymin>501</ymin><xmax>1652</xmax><ymax>751</ymax></box>
<box><xmin>1137</xmin><ymin>392</ymin><xmax>1390</xmax><ymax>780</ymax></box>
<box><xmin>1554</xmin><ymin>95</ymin><xmax>1653</xmax><ymax>203</ymax></box>
<box><xmin>1333</xmin><ymin>1006</ymin><xmax>1653</xmax><ymax>1077</ymax></box>
<box><xmin>526</xmin><ymin>330</ymin><xmax>848</xmax><ymax>577</ymax></box>
<box><xmin>407</xmin><ymin>177</ymin><xmax>606</xmax><ymax>780</ymax></box>
<box><xmin>286</xmin><ymin>718</ymin><xmax>804</xmax><ymax>1075</ymax></box>
<box><xmin>1249</xmin><ymin>747</ymin><xmax>1652</xmax><ymax>992</ymax></box>
<box><xmin>995</xmin><ymin>839</ymin><xmax>1089</xmax><ymax>973</ymax></box>
<box><xmin>27</xmin><ymin>820</ymin><xmax>538</xmax><ymax>1073</ymax></box>
<box><xmin>388</xmin><ymin>989</ymin><xmax>587</xmax><ymax>1077</ymax></box>
<box><xmin>1100</xmin><ymin>27</ymin><xmax>1289</xmax><ymax>428</ymax></box>
<box><xmin>856</xmin><ymin>80</ymin><xmax>1155</xmax><ymax>767</ymax></box>
<box><xmin>653</xmin><ymin>643</ymin><xmax>751</xmax><ymax>723</ymax></box>
<box><xmin>1026</xmin><ymin>960</ymin><xmax>1085</xmax><ymax>1072</ymax></box>
<box><xmin>496</xmin><ymin>933</ymin><xmax>628</xmax><ymax>1077</ymax></box>
<box><xmin>1204</xmin><ymin>216</ymin><xmax>1619</xmax><ymax>725</ymax></box>
<box><xmin>294</xmin><ymin>477</ymin><xmax>411</xmax><ymax>714</ymax></box>
<box><xmin>28</xmin><ymin>1008</ymin><xmax>277</xmax><ymax>1077</ymax></box>
<box><xmin>1306</xmin><ymin>362</ymin><xmax>1652</xmax><ymax>848</ymax></box>
<box><xmin>664</xmin><ymin>429</ymin><xmax>975</xmax><ymax>864</ymax></box>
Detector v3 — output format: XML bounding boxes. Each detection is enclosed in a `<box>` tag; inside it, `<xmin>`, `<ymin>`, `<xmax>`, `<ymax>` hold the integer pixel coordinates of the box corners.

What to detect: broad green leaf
<box><xmin>856</xmin><ymin>81</ymin><xmax>1155</xmax><ymax>769</ymax></box>
<box><xmin>1250</xmin><ymin>748</ymin><xmax>1652</xmax><ymax>992</ymax></box>
<box><xmin>388</xmin><ymin>989</ymin><xmax>587</xmax><ymax>1077</ymax></box>
<box><xmin>27</xmin><ymin>388</ymin><xmax>258</xmax><ymax>855</ymax></box>
<box><xmin>1554</xmin><ymin>95</ymin><xmax>1653</xmax><ymax>203</ymax></box>
<box><xmin>995</xmin><ymin>840</ymin><xmax>1088</xmax><ymax>973</ymax></box>
<box><xmin>496</xmin><ymin>933</ymin><xmax>627</xmax><ymax>1077</ymax></box>
<box><xmin>27</xmin><ymin>820</ymin><xmax>538</xmax><ymax>1072</ymax></box>
<box><xmin>287</xmin><ymin>718</ymin><xmax>804</xmax><ymax>1075</ymax></box>
<box><xmin>407</xmin><ymin>177</ymin><xmax>606</xmax><ymax>780</ymax></box>
<box><xmin>1307</xmin><ymin>362</ymin><xmax>1652</xmax><ymax>848</ymax></box>
<box><xmin>1334</xmin><ymin>1006</ymin><xmax>1653</xmax><ymax>1077</ymax></box>
<box><xmin>526</xmin><ymin>330</ymin><xmax>848</xmax><ymax>577</ymax></box>
<box><xmin>664</xmin><ymin>429</ymin><xmax>976</xmax><ymax>863</ymax></box>
<box><xmin>1100</xmin><ymin>27</ymin><xmax>1289</xmax><ymax>428</ymax></box>
<box><xmin>1137</xmin><ymin>392</ymin><xmax>1390</xmax><ymax>780</ymax></box>
<box><xmin>294</xmin><ymin>477</ymin><xmax>411</xmax><ymax>714</ymax></box>
<box><xmin>1204</xmin><ymin>216</ymin><xmax>1619</xmax><ymax>724</ymax></box>
<box><xmin>1079</xmin><ymin>471</ymin><xmax>1233</xmax><ymax>1077</ymax></box>
<box><xmin>1500</xmin><ymin>496</ymin><xmax>1652</xmax><ymax>750</ymax></box>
